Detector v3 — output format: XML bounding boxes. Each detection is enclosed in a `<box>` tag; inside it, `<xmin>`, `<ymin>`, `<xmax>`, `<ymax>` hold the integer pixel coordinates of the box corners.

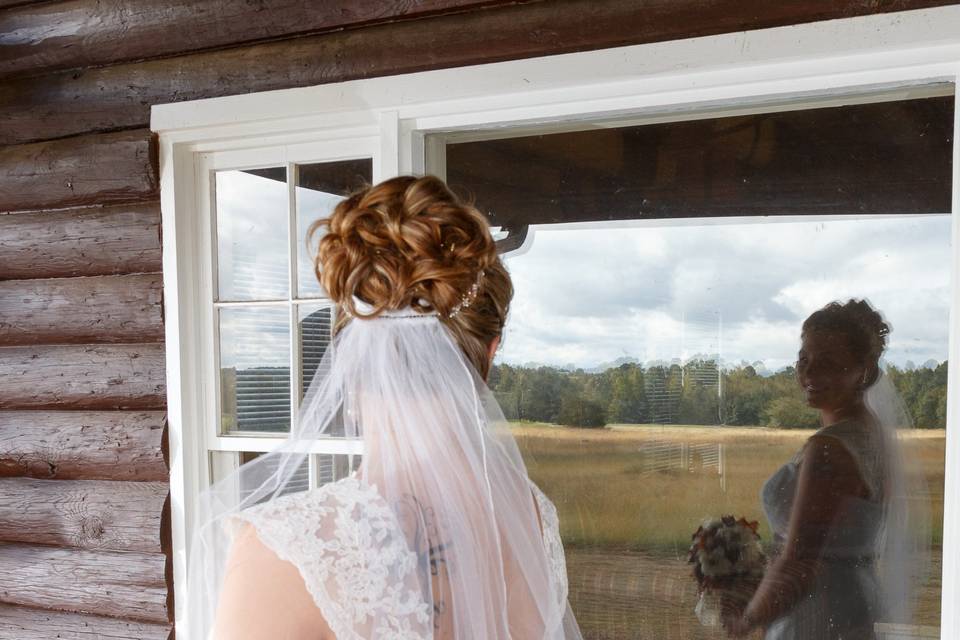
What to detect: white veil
<box><xmin>184</xmin><ymin>298</ymin><xmax>583</xmax><ymax>639</ymax></box>
<box><xmin>864</xmin><ymin>367</ymin><xmax>932</xmax><ymax>627</ymax></box>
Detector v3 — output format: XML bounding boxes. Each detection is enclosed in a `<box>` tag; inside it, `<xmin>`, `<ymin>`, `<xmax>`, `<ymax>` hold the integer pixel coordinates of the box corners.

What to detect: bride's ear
<box><xmin>486</xmin><ymin>335</ymin><xmax>501</xmax><ymax>377</ymax></box>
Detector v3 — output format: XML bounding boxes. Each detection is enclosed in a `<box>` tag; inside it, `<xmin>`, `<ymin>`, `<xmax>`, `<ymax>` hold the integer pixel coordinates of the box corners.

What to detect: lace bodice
<box><xmin>227</xmin><ymin>475</ymin><xmax>569</xmax><ymax>640</ymax></box>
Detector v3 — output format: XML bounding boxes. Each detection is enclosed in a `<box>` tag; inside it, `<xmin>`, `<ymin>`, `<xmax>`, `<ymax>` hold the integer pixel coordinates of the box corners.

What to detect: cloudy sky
<box><xmin>214</xmin><ymin>170</ymin><xmax>953</xmax><ymax>375</ymax></box>
<box><xmin>496</xmin><ymin>216</ymin><xmax>952</xmax><ymax>372</ymax></box>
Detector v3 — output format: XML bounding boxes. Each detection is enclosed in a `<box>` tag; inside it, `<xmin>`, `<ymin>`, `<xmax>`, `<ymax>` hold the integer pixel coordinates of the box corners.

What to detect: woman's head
<box><xmin>797</xmin><ymin>299</ymin><xmax>889</xmax><ymax>412</ymax></box>
<box><xmin>308</xmin><ymin>175</ymin><xmax>512</xmax><ymax>379</ymax></box>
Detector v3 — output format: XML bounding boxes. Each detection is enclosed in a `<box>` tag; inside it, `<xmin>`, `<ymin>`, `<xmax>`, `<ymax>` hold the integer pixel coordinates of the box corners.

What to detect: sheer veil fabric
<box><xmin>864</xmin><ymin>369</ymin><xmax>931</xmax><ymax>627</ymax></box>
<box><xmin>185</xmin><ymin>298</ymin><xmax>584</xmax><ymax>639</ymax></box>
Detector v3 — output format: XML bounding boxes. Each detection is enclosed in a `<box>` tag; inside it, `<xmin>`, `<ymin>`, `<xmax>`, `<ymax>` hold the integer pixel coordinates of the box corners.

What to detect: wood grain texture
<box><xmin>0</xmin><ymin>603</ymin><xmax>171</xmax><ymax>640</ymax></box>
<box><xmin>0</xmin><ymin>129</ymin><xmax>157</xmax><ymax>212</ymax></box>
<box><xmin>0</xmin><ymin>202</ymin><xmax>162</xmax><ymax>280</ymax></box>
<box><xmin>0</xmin><ymin>410</ymin><xmax>167</xmax><ymax>480</ymax></box>
<box><xmin>0</xmin><ymin>273</ymin><xmax>164</xmax><ymax>346</ymax></box>
<box><xmin>0</xmin><ymin>0</ymin><xmax>50</xmax><ymax>8</ymax></box>
<box><xmin>2</xmin><ymin>0</ymin><xmax>957</xmax><ymax>145</ymax></box>
<box><xmin>0</xmin><ymin>344</ymin><xmax>166</xmax><ymax>409</ymax></box>
<box><xmin>0</xmin><ymin>477</ymin><xmax>166</xmax><ymax>552</ymax></box>
<box><xmin>0</xmin><ymin>543</ymin><xmax>167</xmax><ymax>623</ymax></box>
<box><xmin>0</xmin><ymin>0</ymin><xmax>520</xmax><ymax>79</ymax></box>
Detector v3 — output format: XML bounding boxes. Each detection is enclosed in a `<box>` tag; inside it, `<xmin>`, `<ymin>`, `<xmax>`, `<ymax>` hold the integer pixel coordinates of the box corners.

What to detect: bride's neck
<box><xmin>821</xmin><ymin>398</ymin><xmax>868</xmax><ymax>427</ymax></box>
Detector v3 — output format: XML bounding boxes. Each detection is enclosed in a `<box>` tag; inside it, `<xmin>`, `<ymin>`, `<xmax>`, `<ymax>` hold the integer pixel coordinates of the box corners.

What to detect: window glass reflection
<box><xmin>219</xmin><ymin>306</ymin><xmax>291</xmax><ymax>434</ymax></box>
<box><xmin>215</xmin><ymin>167</ymin><xmax>289</xmax><ymax>301</ymax></box>
<box><xmin>490</xmin><ymin>217</ymin><xmax>948</xmax><ymax>639</ymax></box>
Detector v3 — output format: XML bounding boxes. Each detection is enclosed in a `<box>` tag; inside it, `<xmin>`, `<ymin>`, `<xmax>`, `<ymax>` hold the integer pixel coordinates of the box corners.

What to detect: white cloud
<box><xmin>497</xmin><ymin>215</ymin><xmax>952</xmax><ymax>371</ymax></box>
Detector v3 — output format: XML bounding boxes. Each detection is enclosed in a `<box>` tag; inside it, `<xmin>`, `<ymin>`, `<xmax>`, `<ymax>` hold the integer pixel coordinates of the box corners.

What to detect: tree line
<box><xmin>488</xmin><ymin>360</ymin><xmax>948</xmax><ymax>429</ymax></box>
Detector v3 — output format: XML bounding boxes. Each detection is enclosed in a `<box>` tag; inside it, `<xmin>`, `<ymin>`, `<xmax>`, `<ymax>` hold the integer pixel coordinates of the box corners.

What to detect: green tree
<box><xmin>557</xmin><ymin>394</ymin><xmax>607</xmax><ymax>428</ymax></box>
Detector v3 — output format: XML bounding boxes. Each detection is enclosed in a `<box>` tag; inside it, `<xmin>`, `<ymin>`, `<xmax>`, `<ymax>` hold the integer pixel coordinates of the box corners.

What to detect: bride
<box><xmin>724</xmin><ymin>300</ymin><xmax>929</xmax><ymax>639</ymax></box>
<box><xmin>185</xmin><ymin>175</ymin><xmax>584</xmax><ymax>639</ymax></box>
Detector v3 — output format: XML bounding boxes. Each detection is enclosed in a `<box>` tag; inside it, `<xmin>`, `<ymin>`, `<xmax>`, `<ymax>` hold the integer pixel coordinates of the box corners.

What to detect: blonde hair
<box><xmin>307</xmin><ymin>175</ymin><xmax>512</xmax><ymax>379</ymax></box>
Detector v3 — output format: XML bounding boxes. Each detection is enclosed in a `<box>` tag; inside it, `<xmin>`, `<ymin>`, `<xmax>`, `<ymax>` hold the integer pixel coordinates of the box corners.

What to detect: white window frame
<box><xmin>153</xmin><ymin>7</ymin><xmax>960</xmax><ymax>637</ymax></box>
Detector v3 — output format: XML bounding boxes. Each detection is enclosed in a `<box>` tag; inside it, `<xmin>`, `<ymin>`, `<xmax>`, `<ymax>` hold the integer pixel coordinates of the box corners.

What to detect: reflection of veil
<box><xmin>184</xmin><ymin>300</ymin><xmax>583</xmax><ymax>639</ymax></box>
<box><xmin>864</xmin><ymin>367</ymin><xmax>931</xmax><ymax>626</ymax></box>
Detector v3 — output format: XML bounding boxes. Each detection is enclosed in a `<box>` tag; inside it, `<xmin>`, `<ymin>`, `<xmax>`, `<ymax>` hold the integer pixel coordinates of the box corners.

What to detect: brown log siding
<box><xmin>0</xmin><ymin>203</ymin><xmax>162</xmax><ymax>280</ymax></box>
<box><xmin>0</xmin><ymin>543</ymin><xmax>168</xmax><ymax>623</ymax></box>
<box><xmin>0</xmin><ymin>477</ymin><xmax>167</xmax><ymax>552</ymax></box>
<box><xmin>0</xmin><ymin>273</ymin><xmax>164</xmax><ymax>346</ymax></box>
<box><xmin>0</xmin><ymin>410</ymin><xmax>167</xmax><ymax>480</ymax></box>
<box><xmin>0</xmin><ymin>603</ymin><xmax>170</xmax><ymax>640</ymax></box>
<box><xmin>0</xmin><ymin>129</ymin><xmax>158</xmax><ymax>212</ymax></box>
<box><xmin>0</xmin><ymin>344</ymin><xmax>166</xmax><ymax>409</ymax></box>
<box><xmin>1</xmin><ymin>0</ymin><xmax>957</xmax><ymax>146</ymax></box>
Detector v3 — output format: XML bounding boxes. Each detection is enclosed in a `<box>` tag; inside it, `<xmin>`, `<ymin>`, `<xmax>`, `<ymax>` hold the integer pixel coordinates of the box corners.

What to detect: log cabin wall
<box><xmin>0</xmin><ymin>1</ymin><xmax>955</xmax><ymax>638</ymax></box>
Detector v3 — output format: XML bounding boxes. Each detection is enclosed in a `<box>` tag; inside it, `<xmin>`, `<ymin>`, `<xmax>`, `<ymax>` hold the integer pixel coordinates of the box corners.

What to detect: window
<box><xmin>204</xmin><ymin>151</ymin><xmax>374</xmax><ymax>491</ymax></box>
<box><xmin>154</xmin><ymin>8</ymin><xmax>960</xmax><ymax>638</ymax></box>
<box><xmin>437</xmin><ymin>98</ymin><xmax>952</xmax><ymax>637</ymax></box>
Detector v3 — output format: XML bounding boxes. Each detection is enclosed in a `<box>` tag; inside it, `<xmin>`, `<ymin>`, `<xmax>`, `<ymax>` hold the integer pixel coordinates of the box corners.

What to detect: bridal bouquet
<box><xmin>687</xmin><ymin>515</ymin><xmax>766</xmax><ymax>627</ymax></box>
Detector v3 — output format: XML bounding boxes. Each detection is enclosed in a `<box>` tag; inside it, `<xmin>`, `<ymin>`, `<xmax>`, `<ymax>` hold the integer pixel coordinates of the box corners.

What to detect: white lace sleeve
<box><xmin>228</xmin><ymin>477</ymin><xmax>432</xmax><ymax>640</ymax></box>
<box><xmin>530</xmin><ymin>482</ymin><xmax>570</xmax><ymax>605</ymax></box>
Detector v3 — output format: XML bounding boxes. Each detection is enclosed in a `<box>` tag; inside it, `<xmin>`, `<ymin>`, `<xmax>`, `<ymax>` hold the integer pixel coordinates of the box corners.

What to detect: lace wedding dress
<box><xmin>214</xmin><ymin>474</ymin><xmax>575</xmax><ymax>639</ymax></box>
<box><xmin>192</xmin><ymin>302</ymin><xmax>584</xmax><ymax>639</ymax></box>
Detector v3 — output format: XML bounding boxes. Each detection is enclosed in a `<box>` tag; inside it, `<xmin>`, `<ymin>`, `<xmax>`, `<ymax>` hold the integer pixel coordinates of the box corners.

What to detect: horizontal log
<box><xmin>0</xmin><ymin>477</ymin><xmax>166</xmax><ymax>552</ymax></box>
<box><xmin>0</xmin><ymin>344</ymin><xmax>166</xmax><ymax>410</ymax></box>
<box><xmin>0</xmin><ymin>543</ymin><xmax>167</xmax><ymax>623</ymax></box>
<box><xmin>0</xmin><ymin>0</ymin><xmax>48</xmax><ymax>8</ymax></box>
<box><xmin>0</xmin><ymin>129</ymin><xmax>157</xmax><ymax>212</ymax></box>
<box><xmin>0</xmin><ymin>202</ymin><xmax>162</xmax><ymax>280</ymax></box>
<box><xmin>0</xmin><ymin>273</ymin><xmax>164</xmax><ymax>346</ymax></box>
<box><xmin>0</xmin><ymin>410</ymin><xmax>167</xmax><ymax>480</ymax></box>
<box><xmin>0</xmin><ymin>0</ymin><xmax>517</xmax><ymax>79</ymax></box>
<box><xmin>0</xmin><ymin>603</ymin><xmax>171</xmax><ymax>640</ymax></box>
<box><xmin>2</xmin><ymin>0</ymin><xmax>956</xmax><ymax>144</ymax></box>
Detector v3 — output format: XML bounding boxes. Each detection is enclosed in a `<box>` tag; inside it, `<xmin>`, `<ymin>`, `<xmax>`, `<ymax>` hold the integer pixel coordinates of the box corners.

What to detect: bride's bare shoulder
<box><xmin>213</xmin><ymin>522</ymin><xmax>334</xmax><ymax>640</ymax></box>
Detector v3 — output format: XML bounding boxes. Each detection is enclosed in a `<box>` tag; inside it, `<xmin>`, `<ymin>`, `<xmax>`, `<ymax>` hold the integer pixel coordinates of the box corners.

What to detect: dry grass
<box><xmin>511</xmin><ymin>423</ymin><xmax>945</xmax><ymax>637</ymax></box>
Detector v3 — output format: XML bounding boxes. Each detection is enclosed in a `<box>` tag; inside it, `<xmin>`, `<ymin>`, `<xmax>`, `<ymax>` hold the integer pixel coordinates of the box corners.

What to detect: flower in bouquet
<box><xmin>687</xmin><ymin>515</ymin><xmax>766</xmax><ymax>627</ymax></box>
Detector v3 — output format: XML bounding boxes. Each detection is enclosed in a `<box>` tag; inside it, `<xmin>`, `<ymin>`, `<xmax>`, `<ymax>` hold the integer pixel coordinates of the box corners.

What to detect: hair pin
<box><xmin>448</xmin><ymin>270</ymin><xmax>485</xmax><ymax>319</ymax></box>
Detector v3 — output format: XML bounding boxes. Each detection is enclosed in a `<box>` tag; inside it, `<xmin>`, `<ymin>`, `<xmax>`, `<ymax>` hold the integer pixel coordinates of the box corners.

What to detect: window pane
<box><xmin>296</xmin><ymin>159</ymin><xmax>373</xmax><ymax>298</ymax></box>
<box><xmin>220</xmin><ymin>306</ymin><xmax>291</xmax><ymax>434</ymax></box>
<box><xmin>445</xmin><ymin>95</ymin><xmax>951</xmax><ymax>639</ymax></box>
<box><xmin>299</xmin><ymin>303</ymin><xmax>335</xmax><ymax>399</ymax></box>
<box><xmin>216</xmin><ymin>167</ymin><xmax>289</xmax><ymax>301</ymax></box>
<box><xmin>213</xmin><ymin>452</ymin><xmax>358</xmax><ymax>496</ymax></box>
<box><xmin>314</xmin><ymin>453</ymin><xmax>355</xmax><ymax>486</ymax></box>
<box><xmin>297</xmin><ymin>302</ymin><xmax>344</xmax><ymax>437</ymax></box>
<box><xmin>209</xmin><ymin>451</ymin><xmax>309</xmax><ymax>499</ymax></box>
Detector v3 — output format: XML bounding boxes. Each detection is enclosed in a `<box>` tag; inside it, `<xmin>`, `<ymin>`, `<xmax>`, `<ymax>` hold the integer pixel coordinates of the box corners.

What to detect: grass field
<box><xmin>511</xmin><ymin>423</ymin><xmax>945</xmax><ymax>638</ymax></box>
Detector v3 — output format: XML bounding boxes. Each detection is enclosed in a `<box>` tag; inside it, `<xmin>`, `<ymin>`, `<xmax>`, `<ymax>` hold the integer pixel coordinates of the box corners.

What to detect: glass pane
<box><xmin>298</xmin><ymin>303</ymin><xmax>335</xmax><ymax>399</ymax></box>
<box><xmin>446</xmin><ymin>95</ymin><xmax>951</xmax><ymax>639</ymax></box>
<box><xmin>314</xmin><ymin>453</ymin><xmax>355</xmax><ymax>486</ymax></box>
<box><xmin>296</xmin><ymin>159</ymin><xmax>373</xmax><ymax>298</ymax></box>
<box><xmin>238</xmin><ymin>451</ymin><xmax>310</xmax><ymax>500</ymax></box>
<box><xmin>298</xmin><ymin>302</ymin><xmax>342</xmax><ymax>437</ymax></box>
<box><xmin>220</xmin><ymin>306</ymin><xmax>291</xmax><ymax>434</ymax></box>
<box><xmin>216</xmin><ymin>167</ymin><xmax>289</xmax><ymax>301</ymax></box>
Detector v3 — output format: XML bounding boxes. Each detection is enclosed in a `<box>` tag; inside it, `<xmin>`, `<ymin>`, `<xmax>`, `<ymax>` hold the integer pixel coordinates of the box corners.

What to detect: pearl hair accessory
<box><xmin>447</xmin><ymin>270</ymin><xmax>485</xmax><ymax>319</ymax></box>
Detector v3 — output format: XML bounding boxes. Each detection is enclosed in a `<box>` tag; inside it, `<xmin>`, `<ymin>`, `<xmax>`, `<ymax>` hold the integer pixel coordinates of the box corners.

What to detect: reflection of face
<box><xmin>796</xmin><ymin>329</ymin><xmax>866</xmax><ymax>412</ymax></box>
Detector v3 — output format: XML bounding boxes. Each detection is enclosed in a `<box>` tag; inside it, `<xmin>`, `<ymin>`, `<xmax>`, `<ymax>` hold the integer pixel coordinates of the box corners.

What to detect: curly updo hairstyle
<box><xmin>801</xmin><ymin>299</ymin><xmax>890</xmax><ymax>388</ymax></box>
<box><xmin>307</xmin><ymin>175</ymin><xmax>513</xmax><ymax>380</ymax></box>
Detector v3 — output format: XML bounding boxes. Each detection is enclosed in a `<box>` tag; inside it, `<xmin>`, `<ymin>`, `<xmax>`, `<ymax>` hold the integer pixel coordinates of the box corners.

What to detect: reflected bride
<box><xmin>724</xmin><ymin>299</ymin><xmax>929</xmax><ymax>640</ymax></box>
